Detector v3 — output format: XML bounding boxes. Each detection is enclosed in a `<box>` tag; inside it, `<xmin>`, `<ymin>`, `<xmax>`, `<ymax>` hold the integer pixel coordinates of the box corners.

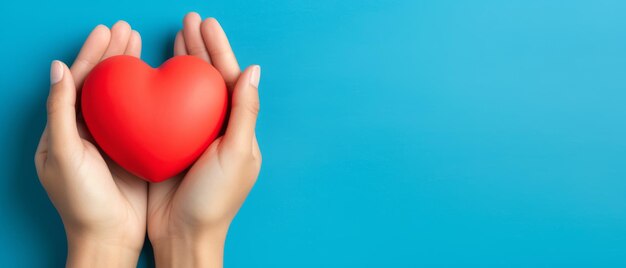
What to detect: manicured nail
<box><xmin>50</xmin><ymin>60</ymin><xmax>63</xmax><ymax>85</ymax></box>
<box><xmin>249</xmin><ymin>65</ymin><xmax>261</xmax><ymax>88</ymax></box>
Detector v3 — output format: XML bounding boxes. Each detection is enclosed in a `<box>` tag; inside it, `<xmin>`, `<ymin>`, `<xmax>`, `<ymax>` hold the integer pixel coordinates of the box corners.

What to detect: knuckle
<box><xmin>207</xmin><ymin>48</ymin><xmax>234</xmax><ymax>62</ymax></box>
<box><xmin>34</xmin><ymin>153</ymin><xmax>43</xmax><ymax>168</ymax></box>
<box><xmin>74</xmin><ymin>58</ymin><xmax>96</xmax><ymax>70</ymax></box>
<box><xmin>240</xmin><ymin>99</ymin><xmax>260</xmax><ymax>116</ymax></box>
<box><xmin>253</xmin><ymin>147</ymin><xmax>262</xmax><ymax>165</ymax></box>
<box><xmin>46</xmin><ymin>95</ymin><xmax>64</xmax><ymax>115</ymax></box>
<box><xmin>187</xmin><ymin>45</ymin><xmax>207</xmax><ymax>56</ymax></box>
<box><xmin>250</xmin><ymin>99</ymin><xmax>261</xmax><ymax>114</ymax></box>
<box><xmin>47</xmin><ymin>146</ymin><xmax>81</xmax><ymax>165</ymax></box>
<box><xmin>223</xmin><ymin>145</ymin><xmax>256</xmax><ymax>166</ymax></box>
<box><xmin>256</xmin><ymin>152</ymin><xmax>263</xmax><ymax>165</ymax></box>
<box><xmin>47</xmin><ymin>148</ymin><xmax>66</xmax><ymax>161</ymax></box>
<box><xmin>229</xmin><ymin>146</ymin><xmax>252</xmax><ymax>160</ymax></box>
<box><xmin>252</xmin><ymin>156</ymin><xmax>262</xmax><ymax>172</ymax></box>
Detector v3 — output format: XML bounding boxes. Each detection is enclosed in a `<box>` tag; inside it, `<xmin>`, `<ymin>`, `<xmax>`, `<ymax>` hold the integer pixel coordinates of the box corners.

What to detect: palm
<box><xmin>147</xmin><ymin>139</ymin><xmax>225</xmax><ymax>239</ymax></box>
<box><xmin>148</xmin><ymin>137</ymin><xmax>254</xmax><ymax>238</ymax></box>
<box><xmin>72</xmin><ymin>133</ymin><xmax>147</xmax><ymax>244</ymax></box>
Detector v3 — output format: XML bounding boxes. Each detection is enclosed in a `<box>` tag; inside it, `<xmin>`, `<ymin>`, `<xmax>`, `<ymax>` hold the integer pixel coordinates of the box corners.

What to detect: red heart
<box><xmin>81</xmin><ymin>55</ymin><xmax>228</xmax><ymax>182</ymax></box>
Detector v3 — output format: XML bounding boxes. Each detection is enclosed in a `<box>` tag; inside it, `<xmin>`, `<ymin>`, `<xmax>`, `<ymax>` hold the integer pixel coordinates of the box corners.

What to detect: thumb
<box><xmin>46</xmin><ymin>60</ymin><xmax>81</xmax><ymax>156</ymax></box>
<box><xmin>222</xmin><ymin>65</ymin><xmax>261</xmax><ymax>151</ymax></box>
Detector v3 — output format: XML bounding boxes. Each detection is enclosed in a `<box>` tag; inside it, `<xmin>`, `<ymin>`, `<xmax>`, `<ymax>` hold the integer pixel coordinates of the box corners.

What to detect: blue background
<box><xmin>1</xmin><ymin>0</ymin><xmax>625</xmax><ymax>266</ymax></box>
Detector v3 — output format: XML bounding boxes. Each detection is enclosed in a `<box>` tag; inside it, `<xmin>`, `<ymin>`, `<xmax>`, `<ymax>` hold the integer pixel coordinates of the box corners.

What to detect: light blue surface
<box><xmin>1</xmin><ymin>0</ymin><xmax>625</xmax><ymax>266</ymax></box>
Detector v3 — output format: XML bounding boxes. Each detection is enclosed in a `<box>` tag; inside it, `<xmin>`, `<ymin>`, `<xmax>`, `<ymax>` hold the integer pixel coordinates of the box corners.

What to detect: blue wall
<box><xmin>1</xmin><ymin>0</ymin><xmax>625</xmax><ymax>266</ymax></box>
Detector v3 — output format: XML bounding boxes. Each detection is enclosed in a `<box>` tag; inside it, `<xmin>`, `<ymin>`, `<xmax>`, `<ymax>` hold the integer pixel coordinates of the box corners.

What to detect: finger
<box><xmin>101</xmin><ymin>20</ymin><xmax>132</xmax><ymax>60</ymax></box>
<box><xmin>183</xmin><ymin>12</ymin><xmax>211</xmax><ymax>62</ymax></box>
<box><xmin>201</xmin><ymin>18</ymin><xmax>240</xmax><ymax>89</ymax></box>
<box><xmin>124</xmin><ymin>30</ymin><xmax>142</xmax><ymax>58</ymax></box>
<box><xmin>173</xmin><ymin>30</ymin><xmax>187</xmax><ymax>56</ymax></box>
<box><xmin>70</xmin><ymin>25</ymin><xmax>111</xmax><ymax>87</ymax></box>
<box><xmin>47</xmin><ymin>61</ymin><xmax>82</xmax><ymax>154</ymax></box>
<box><xmin>222</xmin><ymin>65</ymin><xmax>261</xmax><ymax>150</ymax></box>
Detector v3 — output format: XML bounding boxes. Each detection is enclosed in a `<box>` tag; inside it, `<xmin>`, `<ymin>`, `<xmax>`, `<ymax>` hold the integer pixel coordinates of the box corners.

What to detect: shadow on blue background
<box><xmin>1</xmin><ymin>0</ymin><xmax>625</xmax><ymax>267</ymax></box>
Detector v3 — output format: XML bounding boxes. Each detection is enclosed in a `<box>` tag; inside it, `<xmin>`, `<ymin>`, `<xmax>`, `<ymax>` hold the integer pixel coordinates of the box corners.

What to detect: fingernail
<box><xmin>50</xmin><ymin>60</ymin><xmax>63</xmax><ymax>85</ymax></box>
<box><xmin>249</xmin><ymin>65</ymin><xmax>261</xmax><ymax>88</ymax></box>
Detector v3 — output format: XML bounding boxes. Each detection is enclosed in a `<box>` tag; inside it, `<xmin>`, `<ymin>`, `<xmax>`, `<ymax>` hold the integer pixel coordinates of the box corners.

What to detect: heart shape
<box><xmin>81</xmin><ymin>55</ymin><xmax>228</xmax><ymax>182</ymax></box>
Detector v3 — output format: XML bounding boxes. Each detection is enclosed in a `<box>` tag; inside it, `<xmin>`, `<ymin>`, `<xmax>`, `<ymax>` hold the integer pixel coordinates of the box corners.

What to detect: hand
<box><xmin>35</xmin><ymin>21</ymin><xmax>147</xmax><ymax>268</ymax></box>
<box><xmin>147</xmin><ymin>12</ymin><xmax>262</xmax><ymax>267</ymax></box>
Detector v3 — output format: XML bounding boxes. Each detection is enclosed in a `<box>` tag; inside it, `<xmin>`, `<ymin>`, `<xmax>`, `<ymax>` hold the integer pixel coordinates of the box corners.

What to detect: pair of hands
<box><xmin>34</xmin><ymin>12</ymin><xmax>261</xmax><ymax>267</ymax></box>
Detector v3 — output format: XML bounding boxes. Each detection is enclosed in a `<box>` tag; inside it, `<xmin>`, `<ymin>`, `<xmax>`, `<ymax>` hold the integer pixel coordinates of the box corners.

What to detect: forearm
<box><xmin>151</xmin><ymin>231</ymin><xmax>227</xmax><ymax>268</ymax></box>
<box><xmin>66</xmin><ymin>235</ymin><xmax>141</xmax><ymax>268</ymax></box>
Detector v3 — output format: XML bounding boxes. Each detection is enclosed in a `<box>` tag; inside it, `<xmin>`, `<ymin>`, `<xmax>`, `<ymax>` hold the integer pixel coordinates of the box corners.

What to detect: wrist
<box><xmin>66</xmin><ymin>233</ymin><xmax>142</xmax><ymax>268</ymax></box>
<box><xmin>151</xmin><ymin>229</ymin><xmax>227</xmax><ymax>268</ymax></box>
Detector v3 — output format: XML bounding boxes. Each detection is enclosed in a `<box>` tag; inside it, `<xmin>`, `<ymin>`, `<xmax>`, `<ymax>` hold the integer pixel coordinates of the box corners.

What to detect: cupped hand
<box><xmin>34</xmin><ymin>21</ymin><xmax>147</xmax><ymax>267</ymax></box>
<box><xmin>147</xmin><ymin>12</ymin><xmax>262</xmax><ymax>267</ymax></box>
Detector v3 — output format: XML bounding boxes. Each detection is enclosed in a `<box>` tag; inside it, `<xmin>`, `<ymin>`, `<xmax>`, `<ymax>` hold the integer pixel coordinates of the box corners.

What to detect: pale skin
<box><xmin>34</xmin><ymin>12</ymin><xmax>261</xmax><ymax>268</ymax></box>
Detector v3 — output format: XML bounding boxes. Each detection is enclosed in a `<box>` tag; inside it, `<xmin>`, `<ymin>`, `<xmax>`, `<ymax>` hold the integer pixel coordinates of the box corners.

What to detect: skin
<box><xmin>148</xmin><ymin>13</ymin><xmax>262</xmax><ymax>267</ymax></box>
<box><xmin>34</xmin><ymin>12</ymin><xmax>261</xmax><ymax>268</ymax></box>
